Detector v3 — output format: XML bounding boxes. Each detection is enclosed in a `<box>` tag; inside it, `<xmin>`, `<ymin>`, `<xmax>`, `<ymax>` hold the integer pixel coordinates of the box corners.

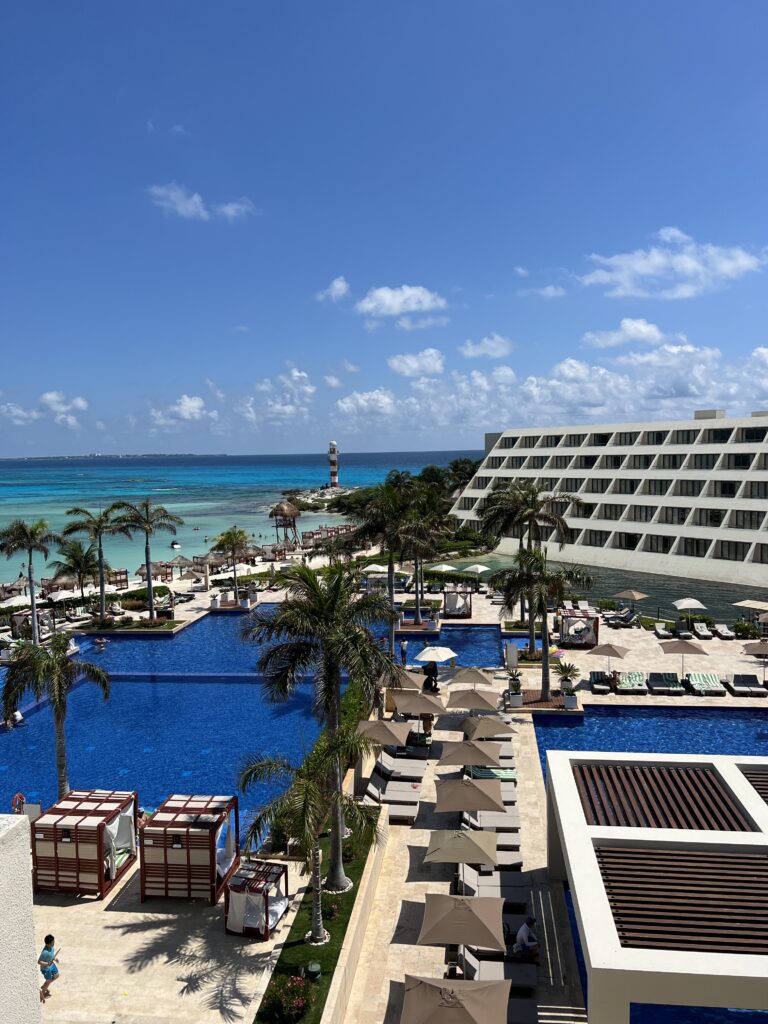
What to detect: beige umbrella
<box><xmin>356</xmin><ymin>719</ymin><xmax>412</xmax><ymax>747</ymax></box>
<box><xmin>416</xmin><ymin>894</ymin><xmax>505</xmax><ymax>951</ymax></box>
<box><xmin>659</xmin><ymin>638</ymin><xmax>707</xmax><ymax>678</ymax></box>
<box><xmin>743</xmin><ymin>641</ymin><xmax>768</xmax><ymax>685</ymax></box>
<box><xmin>435</xmin><ymin>778</ymin><xmax>506</xmax><ymax>814</ymax></box>
<box><xmin>613</xmin><ymin>589</ymin><xmax>648</xmax><ymax>602</ymax></box>
<box><xmin>587</xmin><ymin>642</ymin><xmax>629</xmax><ymax>675</ymax></box>
<box><xmin>380</xmin><ymin>666</ymin><xmax>423</xmax><ymax>691</ymax></box>
<box><xmin>395</xmin><ymin>691</ymin><xmax>444</xmax><ymax>716</ymax></box>
<box><xmin>424</xmin><ymin>829</ymin><xmax>498</xmax><ymax>866</ymax></box>
<box><xmin>401</xmin><ymin>975</ymin><xmax>511</xmax><ymax>1024</ymax></box>
<box><xmin>446</xmin><ymin>688</ymin><xmax>499</xmax><ymax>713</ymax></box>
<box><xmin>449</xmin><ymin>667</ymin><xmax>492</xmax><ymax>689</ymax></box>
<box><xmin>733</xmin><ymin>599</ymin><xmax>768</xmax><ymax>612</ymax></box>
<box><xmin>168</xmin><ymin>554</ymin><xmax>195</xmax><ymax>567</ymax></box>
<box><xmin>462</xmin><ymin>716</ymin><xmax>516</xmax><ymax>740</ymax></box>
<box><xmin>438</xmin><ymin>741</ymin><xmax>502</xmax><ymax>767</ymax></box>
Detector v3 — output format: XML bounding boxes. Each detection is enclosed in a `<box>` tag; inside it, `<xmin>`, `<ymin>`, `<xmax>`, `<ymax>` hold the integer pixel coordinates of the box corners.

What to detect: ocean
<box><xmin>0</xmin><ymin>450</ymin><xmax>480</xmax><ymax>582</ymax></box>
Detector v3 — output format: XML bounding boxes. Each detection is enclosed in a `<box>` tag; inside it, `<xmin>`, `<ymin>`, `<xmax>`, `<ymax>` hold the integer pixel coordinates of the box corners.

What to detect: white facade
<box><xmin>451</xmin><ymin>409</ymin><xmax>768</xmax><ymax>586</ymax></box>
<box><xmin>0</xmin><ymin>815</ymin><xmax>42</xmax><ymax>1023</ymax></box>
<box><xmin>546</xmin><ymin>751</ymin><xmax>768</xmax><ymax>1024</ymax></box>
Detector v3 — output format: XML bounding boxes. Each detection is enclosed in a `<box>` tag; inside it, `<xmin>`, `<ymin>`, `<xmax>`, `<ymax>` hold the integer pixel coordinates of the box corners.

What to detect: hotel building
<box><xmin>451</xmin><ymin>409</ymin><xmax>768</xmax><ymax>586</ymax></box>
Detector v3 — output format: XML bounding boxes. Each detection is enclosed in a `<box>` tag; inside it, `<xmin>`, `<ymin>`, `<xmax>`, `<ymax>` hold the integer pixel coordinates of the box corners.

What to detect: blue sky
<box><xmin>2</xmin><ymin>1</ymin><xmax>767</xmax><ymax>456</ymax></box>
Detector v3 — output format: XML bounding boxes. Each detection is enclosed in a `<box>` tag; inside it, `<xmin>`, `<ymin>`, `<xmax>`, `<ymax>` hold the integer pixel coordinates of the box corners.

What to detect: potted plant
<box><xmin>555</xmin><ymin>661</ymin><xmax>580</xmax><ymax>710</ymax></box>
<box><xmin>506</xmin><ymin>668</ymin><xmax>523</xmax><ymax>708</ymax></box>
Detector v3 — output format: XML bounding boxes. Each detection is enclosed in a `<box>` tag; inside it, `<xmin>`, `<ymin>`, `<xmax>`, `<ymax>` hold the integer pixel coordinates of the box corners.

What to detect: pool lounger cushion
<box><xmin>713</xmin><ymin>624</ymin><xmax>736</xmax><ymax>640</ymax></box>
<box><xmin>617</xmin><ymin>671</ymin><xmax>648</xmax><ymax>694</ymax></box>
<box><xmin>467</xmin><ymin>766</ymin><xmax>518</xmax><ymax>782</ymax></box>
<box><xmin>460</xmin><ymin>947</ymin><xmax>537</xmax><ymax>992</ymax></box>
<box><xmin>589</xmin><ymin>671</ymin><xmax>611</xmax><ymax>694</ymax></box>
<box><xmin>686</xmin><ymin>672</ymin><xmax>726</xmax><ymax>696</ymax></box>
<box><xmin>647</xmin><ymin>672</ymin><xmax>684</xmax><ymax>695</ymax></box>
<box><xmin>726</xmin><ymin>675</ymin><xmax>767</xmax><ymax>697</ymax></box>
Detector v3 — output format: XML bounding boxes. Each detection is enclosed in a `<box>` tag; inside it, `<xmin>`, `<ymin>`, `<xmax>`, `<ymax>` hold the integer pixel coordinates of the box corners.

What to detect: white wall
<box><xmin>0</xmin><ymin>815</ymin><xmax>42</xmax><ymax>1023</ymax></box>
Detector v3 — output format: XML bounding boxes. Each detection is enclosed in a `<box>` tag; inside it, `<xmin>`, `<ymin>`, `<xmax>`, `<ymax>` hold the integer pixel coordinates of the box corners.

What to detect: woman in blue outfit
<box><xmin>38</xmin><ymin>934</ymin><xmax>59</xmax><ymax>1001</ymax></box>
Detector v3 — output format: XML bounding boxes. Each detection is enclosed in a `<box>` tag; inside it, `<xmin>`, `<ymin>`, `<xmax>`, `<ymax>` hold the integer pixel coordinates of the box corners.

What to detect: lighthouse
<box><xmin>328</xmin><ymin>440</ymin><xmax>339</xmax><ymax>488</ymax></box>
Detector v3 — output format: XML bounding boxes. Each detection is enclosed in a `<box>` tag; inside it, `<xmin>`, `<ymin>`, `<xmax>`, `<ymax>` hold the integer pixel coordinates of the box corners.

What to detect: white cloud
<box><xmin>337</xmin><ymin>388</ymin><xmax>398</xmax><ymax>419</ymax></box>
<box><xmin>148</xmin><ymin>182</ymin><xmax>210</xmax><ymax>221</ymax></box>
<box><xmin>514</xmin><ymin>266</ymin><xmax>529</xmax><ymax>277</ymax></box>
<box><xmin>459</xmin><ymin>332</ymin><xmax>513</xmax><ymax>359</ymax></box>
<box><xmin>170</xmin><ymin>123</ymin><xmax>188</xmax><ymax>136</ymax></box>
<box><xmin>582</xmin><ymin>317</ymin><xmax>670</xmax><ymax>349</ymax></box>
<box><xmin>206</xmin><ymin>378</ymin><xmax>225</xmax><ymax>400</ymax></box>
<box><xmin>521</xmin><ymin>284</ymin><xmax>566</xmax><ymax>299</ymax></box>
<box><xmin>151</xmin><ymin>394</ymin><xmax>219</xmax><ymax>429</ymax></box>
<box><xmin>396</xmin><ymin>315</ymin><xmax>450</xmax><ymax>331</ymax></box>
<box><xmin>0</xmin><ymin>402</ymin><xmax>42</xmax><ymax>426</ymax></box>
<box><xmin>324</xmin><ymin>375</ymin><xmax>342</xmax><ymax>388</ymax></box>
<box><xmin>581</xmin><ymin>227</ymin><xmax>765</xmax><ymax>298</ymax></box>
<box><xmin>363</xmin><ymin>319</ymin><xmax>383</xmax><ymax>333</ymax></box>
<box><xmin>214</xmin><ymin>197</ymin><xmax>258</xmax><ymax>221</ymax></box>
<box><xmin>39</xmin><ymin>391</ymin><xmax>88</xmax><ymax>428</ymax></box>
<box><xmin>356</xmin><ymin>284</ymin><xmax>447</xmax><ymax>318</ymax></box>
<box><xmin>342</xmin><ymin>359</ymin><xmax>360</xmax><ymax>373</ymax></box>
<box><xmin>387</xmin><ymin>347</ymin><xmax>445</xmax><ymax>377</ymax></box>
<box><xmin>95</xmin><ymin>420</ymin><xmax>106</xmax><ymax>431</ymax></box>
<box><xmin>238</xmin><ymin>368</ymin><xmax>317</xmax><ymax>426</ymax></box>
<box><xmin>316</xmin><ymin>276</ymin><xmax>350</xmax><ymax>302</ymax></box>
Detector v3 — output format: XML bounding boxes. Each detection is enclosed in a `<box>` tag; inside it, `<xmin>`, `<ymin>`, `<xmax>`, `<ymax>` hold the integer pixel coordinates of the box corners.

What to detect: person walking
<box><xmin>38</xmin><ymin>934</ymin><xmax>60</xmax><ymax>1001</ymax></box>
<box><xmin>399</xmin><ymin>638</ymin><xmax>409</xmax><ymax>667</ymax></box>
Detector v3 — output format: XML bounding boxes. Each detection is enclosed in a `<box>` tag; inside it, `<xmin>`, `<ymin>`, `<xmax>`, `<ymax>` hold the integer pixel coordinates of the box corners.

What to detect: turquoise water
<box><xmin>0</xmin><ymin>450</ymin><xmax>479</xmax><ymax>582</ymax></box>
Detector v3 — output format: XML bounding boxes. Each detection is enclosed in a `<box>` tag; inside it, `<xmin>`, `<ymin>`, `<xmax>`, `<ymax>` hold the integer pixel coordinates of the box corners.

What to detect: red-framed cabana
<box><xmin>224</xmin><ymin>860</ymin><xmax>290</xmax><ymax>939</ymax></box>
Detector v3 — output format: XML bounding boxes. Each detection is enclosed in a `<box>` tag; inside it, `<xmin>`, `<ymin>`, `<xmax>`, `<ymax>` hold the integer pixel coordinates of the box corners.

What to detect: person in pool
<box><xmin>38</xmin><ymin>934</ymin><xmax>60</xmax><ymax>1001</ymax></box>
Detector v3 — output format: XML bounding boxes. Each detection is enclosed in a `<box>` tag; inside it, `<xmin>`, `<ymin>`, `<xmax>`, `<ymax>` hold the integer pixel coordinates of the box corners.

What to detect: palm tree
<box><xmin>49</xmin><ymin>540</ymin><xmax>106</xmax><ymax>601</ymax></box>
<box><xmin>399</xmin><ymin>486</ymin><xmax>448</xmax><ymax>625</ymax></box>
<box><xmin>112</xmin><ymin>499</ymin><xmax>184</xmax><ymax>620</ymax></box>
<box><xmin>3</xmin><ymin>633</ymin><xmax>110</xmax><ymax>797</ymax></box>
<box><xmin>0</xmin><ymin>519</ymin><xmax>60</xmax><ymax>645</ymax></box>
<box><xmin>239</xmin><ymin>731</ymin><xmax>381</xmax><ymax>944</ymax></box>
<box><xmin>491</xmin><ymin>548</ymin><xmax>567</xmax><ymax>702</ymax></box>
<box><xmin>242</xmin><ymin>563</ymin><xmax>397</xmax><ymax>891</ymax></box>
<box><xmin>211</xmin><ymin>525</ymin><xmax>251</xmax><ymax>602</ymax></box>
<box><xmin>63</xmin><ymin>504</ymin><xmax>130</xmax><ymax>621</ymax></box>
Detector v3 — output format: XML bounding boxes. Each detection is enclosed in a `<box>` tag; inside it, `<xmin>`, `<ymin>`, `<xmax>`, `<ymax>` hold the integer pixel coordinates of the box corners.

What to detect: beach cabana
<box><xmin>31</xmin><ymin>789</ymin><xmax>138</xmax><ymax>899</ymax></box>
<box><xmin>224</xmin><ymin>860</ymin><xmax>290</xmax><ymax>939</ymax></box>
<box><xmin>140</xmin><ymin>794</ymin><xmax>240</xmax><ymax>905</ymax></box>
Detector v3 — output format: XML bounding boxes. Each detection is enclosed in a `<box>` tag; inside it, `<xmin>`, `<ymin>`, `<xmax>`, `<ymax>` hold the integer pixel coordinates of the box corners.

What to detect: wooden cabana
<box><xmin>140</xmin><ymin>794</ymin><xmax>240</xmax><ymax>905</ymax></box>
<box><xmin>224</xmin><ymin>860</ymin><xmax>290</xmax><ymax>939</ymax></box>
<box><xmin>32</xmin><ymin>789</ymin><xmax>138</xmax><ymax>899</ymax></box>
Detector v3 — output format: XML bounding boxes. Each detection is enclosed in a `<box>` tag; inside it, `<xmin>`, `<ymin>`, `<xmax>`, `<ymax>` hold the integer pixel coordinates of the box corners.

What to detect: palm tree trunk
<box><xmin>28</xmin><ymin>550</ymin><xmax>39</xmax><ymax>645</ymax></box>
<box><xmin>145</xmin><ymin>535</ymin><xmax>155</xmax><ymax>620</ymax></box>
<box><xmin>309</xmin><ymin>842</ymin><xmax>326</xmax><ymax>942</ymax></box>
<box><xmin>540</xmin><ymin>611</ymin><xmax>551</xmax><ymax>703</ymax></box>
<box><xmin>413</xmin><ymin>554</ymin><xmax>422</xmax><ymax>625</ymax></box>
<box><xmin>98</xmin><ymin>535</ymin><xmax>106</xmax><ymax>621</ymax></box>
<box><xmin>54</xmin><ymin>711</ymin><xmax>70</xmax><ymax>798</ymax></box>
<box><xmin>232</xmin><ymin>549</ymin><xmax>239</xmax><ymax>603</ymax></box>
<box><xmin>387</xmin><ymin>552</ymin><xmax>396</xmax><ymax>659</ymax></box>
<box><xmin>325</xmin><ymin>669</ymin><xmax>350</xmax><ymax>892</ymax></box>
<box><xmin>528</xmin><ymin>594</ymin><xmax>536</xmax><ymax>655</ymax></box>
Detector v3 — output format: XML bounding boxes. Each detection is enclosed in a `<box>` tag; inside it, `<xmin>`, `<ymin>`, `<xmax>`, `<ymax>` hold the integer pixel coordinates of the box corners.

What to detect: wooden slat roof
<box><xmin>596</xmin><ymin>846</ymin><xmax>768</xmax><ymax>955</ymax></box>
<box><xmin>573</xmin><ymin>763</ymin><xmax>755</xmax><ymax>831</ymax></box>
<box><xmin>740</xmin><ymin>766</ymin><xmax>768</xmax><ymax>806</ymax></box>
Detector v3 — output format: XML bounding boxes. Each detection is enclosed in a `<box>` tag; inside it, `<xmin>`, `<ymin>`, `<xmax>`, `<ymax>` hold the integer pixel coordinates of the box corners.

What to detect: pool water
<box><xmin>0</xmin><ymin>677</ymin><xmax>322</xmax><ymax>821</ymax></box>
<box><xmin>398</xmin><ymin>625</ymin><xmax>503</xmax><ymax>667</ymax></box>
<box><xmin>538</xmin><ymin>707</ymin><xmax>768</xmax><ymax>1024</ymax></box>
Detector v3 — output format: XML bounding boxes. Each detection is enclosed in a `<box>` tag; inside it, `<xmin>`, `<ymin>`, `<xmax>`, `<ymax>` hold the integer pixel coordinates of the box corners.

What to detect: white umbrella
<box><xmin>364</xmin><ymin>563</ymin><xmax>389</xmax><ymax>574</ymax></box>
<box><xmin>430</xmin><ymin>564</ymin><xmax>457</xmax><ymax>573</ymax></box>
<box><xmin>416</xmin><ymin>646</ymin><xmax>458</xmax><ymax>663</ymax></box>
<box><xmin>0</xmin><ymin>595</ymin><xmax>33</xmax><ymax>608</ymax></box>
<box><xmin>48</xmin><ymin>589</ymin><xmax>78</xmax><ymax>603</ymax></box>
<box><xmin>673</xmin><ymin>597</ymin><xmax>707</xmax><ymax>630</ymax></box>
<box><xmin>463</xmin><ymin>564</ymin><xmax>491</xmax><ymax>574</ymax></box>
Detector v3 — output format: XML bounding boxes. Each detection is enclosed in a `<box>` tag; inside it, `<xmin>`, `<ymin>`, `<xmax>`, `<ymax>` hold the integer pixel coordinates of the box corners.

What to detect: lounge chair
<box><xmin>603</xmin><ymin>607</ymin><xmax>632</xmax><ymax>625</ymax></box>
<box><xmin>616</xmin><ymin>671</ymin><xmax>647</xmax><ymax>694</ymax></box>
<box><xmin>713</xmin><ymin>623</ymin><xmax>736</xmax><ymax>640</ymax></box>
<box><xmin>376</xmin><ymin>751</ymin><xmax>427</xmax><ymax>781</ymax></box>
<box><xmin>725</xmin><ymin>674</ymin><xmax>767</xmax><ymax>697</ymax></box>
<box><xmin>458</xmin><ymin>865</ymin><xmax>530</xmax><ymax>908</ymax></box>
<box><xmin>654</xmin><ymin>622</ymin><xmax>674</xmax><ymax>640</ymax></box>
<box><xmin>589</xmin><ymin>671</ymin><xmax>611</xmax><ymax>694</ymax></box>
<box><xmin>647</xmin><ymin>672</ymin><xmax>684</xmax><ymax>695</ymax></box>
<box><xmin>676</xmin><ymin>624</ymin><xmax>694</xmax><ymax>640</ymax></box>
<box><xmin>686</xmin><ymin>672</ymin><xmax>726</xmax><ymax>697</ymax></box>
<box><xmin>490</xmin><ymin>591</ymin><xmax>505</xmax><ymax>605</ymax></box>
<box><xmin>466</xmin><ymin>765</ymin><xmax>518</xmax><ymax>783</ymax></box>
<box><xmin>693</xmin><ymin>622</ymin><xmax>713</xmax><ymax>640</ymax></box>
<box><xmin>463</xmin><ymin>809</ymin><xmax>521</xmax><ymax>833</ymax></box>
<box><xmin>562</xmin><ymin>600</ymin><xmax>574</xmax><ymax>611</ymax></box>
<box><xmin>365</xmin><ymin>777</ymin><xmax>422</xmax><ymax>805</ymax></box>
<box><xmin>577</xmin><ymin>601</ymin><xmax>593</xmax><ymax>613</ymax></box>
<box><xmin>460</xmin><ymin>948</ymin><xmax>537</xmax><ymax>995</ymax></box>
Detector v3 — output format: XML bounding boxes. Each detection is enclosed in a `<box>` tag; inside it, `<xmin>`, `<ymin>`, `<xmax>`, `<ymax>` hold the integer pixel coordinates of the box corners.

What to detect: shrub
<box><xmin>321</xmin><ymin>891</ymin><xmax>342</xmax><ymax>918</ymax></box>
<box><xmin>733</xmin><ymin>621</ymin><xmax>761</xmax><ymax>639</ymax></box>
<box><xmin>260</xmin><ymin>974</ymin><xmax>314</xmax><ymax>1023</ymax></box>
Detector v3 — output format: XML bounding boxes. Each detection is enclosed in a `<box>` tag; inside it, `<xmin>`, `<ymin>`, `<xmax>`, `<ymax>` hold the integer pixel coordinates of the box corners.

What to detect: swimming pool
<box><xmin>537</xmin><ymin>707</ymin><xmax>768</xmax><ymax>1024</ymax></box>
<box><xmin>0</xmin><ymin>676</ymin><xmax>322</xmax><ymax>820</ymax></box>
<box><xmin>398</xmin><ymin>625</ymin><xmax>504</xmax><ymax>667</ymax></box>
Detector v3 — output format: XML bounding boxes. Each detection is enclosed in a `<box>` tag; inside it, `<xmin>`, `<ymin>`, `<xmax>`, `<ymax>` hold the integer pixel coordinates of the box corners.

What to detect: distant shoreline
<box><xmin>0</xmin><ymin>448</ymin><xmax>483</xmax><ymax>464</ymax></box>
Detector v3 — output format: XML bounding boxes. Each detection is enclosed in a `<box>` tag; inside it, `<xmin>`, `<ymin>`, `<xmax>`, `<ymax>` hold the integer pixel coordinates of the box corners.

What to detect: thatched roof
<box><xmin>168</xmin><ymin>555</ymin><xmax>195</xmax><ymax>567</ymax></box>
<box><xmin>269</xmin><ymin>500</ymin><xmax>301</xmax><ymax>519</ymax></box>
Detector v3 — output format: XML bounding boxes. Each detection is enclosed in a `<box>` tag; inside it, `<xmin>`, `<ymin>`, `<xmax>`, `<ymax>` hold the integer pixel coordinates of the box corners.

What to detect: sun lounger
<box><xmin>713</xmin><ymin>623</ymin><xmax>736</xmax><ymax>640</ymax></box>
<box><xmin>677</xmin><ymin>625</ymin><xmax>694</xmax><ymax>639</ymax></box>
<box><xmin>603</xmin><ymin>607</ymin><xmax>632</xmax><ymax>625</ymax></box>
<box><xmin>376</xmin><ymin>751</ymin><xmax>427</xmax><ymax>781</ymax></box>
<box><xmin>577</xmin><ymin>601</ymin><xmax>594</xmax><ymax>613</ymax></box>
<box><xmin>365</xmin><ymin>778</ymin><xmax>422</xmax><ymax>805</ymax></box>
<box><xmin>491</xmin><ymin>592</ymin><xmax>505</xmax><ymax>605</ymax></box>
<box><xmin>654</xmin><ymin>622</ymin><xmax>674</xmax><ymax>640</ymax></box>
<box><xmin>647</xmin><ymin>672</ymin><xmax>684</xmax><ymax>695</ymax></box>
<box><xmin>362</xmin><ymin>797</ymin><xmax>418</xmax><ymax>823</ymax></box>
<box><xmin>686</xmin><ymin>672</ymin><xmax>726</xmax><ymax>697</ymax></box>
<box><xmin>466</xmin><ymin>766</ymin><xmax>518</xmax><ymax>783</ymax></box>
<box><xmin>725</xmin><ymin>674</ymin><xmax>767</xmax><ymax>697</ymax></box>
<box><xmin>460</xmin><ymin>948</ymin><xmax>537</xmax><ymax>993</ymax></box>
<box><xmin>462</xmin><ymin>809</ymin><xmax>521</xmax><ymax>832</ymax></box>
<box><xmin>616</xmin><ymin>671</ymin><xmax>647</xmax><ymax>694</ymax></box>
<box><xmin>693</xmin><ymin>621</ymin><xmax>713</xmax><ymax>640</ymax></box>
<box><xmin>589</xmin><ymin>671</ymin><xmax>611</xmax><ymax>694</ymax></box>
<box><xmin>458</xmin><ymin>866</ymin><xmax>530</xmax><ymax>908</ymax></box>
<box><xmin>562</xmin><ymin>600</ymin><xmax>574</xmax><ymax>612</ymax></box>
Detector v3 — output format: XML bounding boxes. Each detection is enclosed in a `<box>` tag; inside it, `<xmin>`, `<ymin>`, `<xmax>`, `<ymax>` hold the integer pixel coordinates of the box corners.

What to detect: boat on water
<box><xmin>171</xmin><ymin>541</ymin><xmax>181</xmax><ymax>550</ymax></box>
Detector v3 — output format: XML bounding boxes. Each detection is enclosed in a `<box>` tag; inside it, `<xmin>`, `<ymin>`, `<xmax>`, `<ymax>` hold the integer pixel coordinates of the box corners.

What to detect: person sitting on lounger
<box><xmin>514</xmin><ymin>916</ymin><xmax>539</xmax><ymax>956</ymax></box>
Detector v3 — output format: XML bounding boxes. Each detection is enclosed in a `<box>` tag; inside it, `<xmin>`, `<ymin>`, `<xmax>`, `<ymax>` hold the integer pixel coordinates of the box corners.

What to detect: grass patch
<box><xmin>254</xmin><ymin>831</ymin><xmax>373</xmax><ymax>1024</ymax></box>
<box><xmin>79</xmin><ymin>619</ymin><xmax>182</xmax><ymax>632</ymax></box>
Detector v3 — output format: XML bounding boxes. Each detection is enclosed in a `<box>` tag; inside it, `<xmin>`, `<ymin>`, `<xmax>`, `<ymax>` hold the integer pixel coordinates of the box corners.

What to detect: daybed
<box><xmin>589</xmin><ymin>671</ymin><xmax>611</xmax><ymax>694</ymax></box>
<box><xmin>224</xmin><ymin>860</ymin><xmax>290</xmax><ymax>940</ymax></box>
<box><xmin>686</xmin><ymin>672</ymin><xmax>727</xmax><ymax>697</ymax></box>
<box><xmin>724</xmin><ymin>674</ymin><xmax>767</xmax><ymax>698</ymax></box>
<box><xmin>713</xmin><ymin>623</ymin><xmax>736</xmax><ymax>640</ymax></box>
<box><xmin>32</xmin><ymin>789</ymin><xmax>138</xmax><ymax>899</ymax></box>
<box><xmin>460</xmin><ymin>947</ymin><xmax>538</xmax><ymax>996</ymax></box>
<box><xmin>616</xmin><ymin>671</ymin><xmax>648</xmax><ymax>695</ymax></box>
<box><xmin>140</xmin><ymin>793</ymin><xmax>240</xmax><ymax>905</ymax></box>
<box><xmin>647</xmin><ymin>672</ymin><xmax>685</xmax><ymax>695</ymax></box>
<box><xmin>693</xmin><ymin>622</ymin><xmax>713</xmax><ymax>640</ymax></box>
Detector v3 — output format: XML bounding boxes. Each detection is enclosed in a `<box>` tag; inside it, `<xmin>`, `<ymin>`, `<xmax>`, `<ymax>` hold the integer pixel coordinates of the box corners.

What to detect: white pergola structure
<box><xmin>546</xmin><ymin>750</ymin><xmax>768</xmax><ymax>1023</ymax></box>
